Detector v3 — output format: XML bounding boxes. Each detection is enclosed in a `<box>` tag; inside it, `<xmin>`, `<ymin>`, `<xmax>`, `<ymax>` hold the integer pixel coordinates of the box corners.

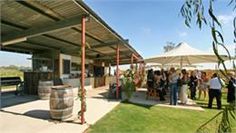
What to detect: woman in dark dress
<box><xmin>227</xmin><ymin>72</ymin><xmax>236</xmax><ymax>104</ymax></box>
<box><xmin>154</xmin><ymin>70</ymin><xmax>165</xmax><ymax>101</ymax></box>
<box><xmin>147</xmin><ymin>69</ymin><xmax>154</xmax><ymax>89</ymax></box>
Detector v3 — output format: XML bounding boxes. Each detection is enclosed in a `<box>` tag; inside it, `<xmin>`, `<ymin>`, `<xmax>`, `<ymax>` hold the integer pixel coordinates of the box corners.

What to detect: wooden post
<box><xmin>81</xmin><ymin>16</ymin><xmax>86</xmax><ymax>124</ymax></box>
<box><xmin>0</xmin><ymin>86</ymin><xmax>1</xmax><ymax>109</ymax></box>
<box><xmin>116</xmin><ymin>44</ymin><xmax>120</xmax><ymax>99</ymax></box>
<box><xmin>180</xmin><ymin>56</ymin><xmax>183</xmax><ymax>69</ymax></box>
<box><xmin>108</xmin><ymin>63</ymin><xmax>111</xmax><ymax>76</ymax></box>
<box><xmin>131</xmin><ymin>53</ymin><xmax>134</xmax><ymax>69</ymax></box>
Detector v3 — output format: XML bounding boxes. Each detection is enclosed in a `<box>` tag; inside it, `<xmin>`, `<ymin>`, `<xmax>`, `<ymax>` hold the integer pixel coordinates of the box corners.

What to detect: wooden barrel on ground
<box><xmin>38</xmin><ymin>80</ymin><xmax>53</xmax><ymax>100</ymax></box>
<box><xmin>50</xmin><ymin>85</ymin><xmax>74</xmax><ymax>120</ymax></box>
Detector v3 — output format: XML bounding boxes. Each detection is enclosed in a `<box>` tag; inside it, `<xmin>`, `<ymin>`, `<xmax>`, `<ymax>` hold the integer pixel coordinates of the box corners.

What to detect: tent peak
<box><xmin>176</xmin><ymin>42</ymin><xmax>192</xmax><ymax>49</ymax></box>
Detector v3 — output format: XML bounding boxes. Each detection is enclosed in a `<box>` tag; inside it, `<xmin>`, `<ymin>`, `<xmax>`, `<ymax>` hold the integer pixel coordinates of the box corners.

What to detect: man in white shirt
<box><xmin>208</xmin><ymin>73</ymin><xmax>225</xmax><ymax>109</ymax></box>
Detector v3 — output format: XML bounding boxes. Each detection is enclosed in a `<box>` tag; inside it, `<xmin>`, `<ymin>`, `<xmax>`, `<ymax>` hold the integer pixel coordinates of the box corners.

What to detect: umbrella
<box><xmin>144</xmin><ymin>42</ymin><xmax>230</xmax><ymax>68</ymax></box>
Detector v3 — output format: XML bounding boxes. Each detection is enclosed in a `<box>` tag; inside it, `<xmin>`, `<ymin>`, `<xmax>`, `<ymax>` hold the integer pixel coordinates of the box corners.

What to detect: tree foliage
<box><xmin>163</xmin><ymin>41</ymin><xmax>176</xmax><ymax>53</ymax></box>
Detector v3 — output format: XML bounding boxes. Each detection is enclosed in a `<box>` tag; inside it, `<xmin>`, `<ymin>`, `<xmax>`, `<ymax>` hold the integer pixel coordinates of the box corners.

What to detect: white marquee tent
<box><xmin>144</xmin><ymin>42</ymin><xmax>230</xmax><ymax>68</ymax></box>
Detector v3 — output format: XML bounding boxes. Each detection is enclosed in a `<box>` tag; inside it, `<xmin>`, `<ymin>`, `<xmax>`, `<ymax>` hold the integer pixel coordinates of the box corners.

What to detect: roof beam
<box><xmin>1</xmin><ymin>20</ymin><xmax>28</xmax><ymax>30</ymax></box>
<box><xmin>2</xmin><ymin>45</ymin><xmax>36</xmax><ymax>53</ymax></box>
<box><xmin>1</xmin><ymin>47</ymin><xmax>32</xmax><ymax>54</ymax></box>
<box><xmin>43</xmin><ymin>35</ymin><xmax>105</xmax><ymax>55</ymax></box>
<box><xmin>89</xmin><ymin>50</ymin><xmax>131</xmax><ymax>60</ymax></box>
<box><xmin>16</xmin><ymin>1</ymin><xmax>60</xmax><ymax>21</ymax></box>
<box><xmin>2</xmin><ymin>15</ymin><xmax>87</xmax><ymax>44</ymax></box>
<box><xmin>72</xmin><ymin>27</ymin><xmax>103</xmax><ymax>43</ymax></box>
<box><xmin>91</xmin><ymin>40</ymin><xmax>124</xmax><ymax>49</ymax></box>
<box><xmin>25</xmin><ymin>41</ymin><xmax>59</xmax><ymax>51</ymax></box>
<box><xmin>72</xmin><ymin>28</ymin><xmax>130</xmax><ymax>55</ymax></box>
<box><xmin>44</xmin><ymin>35</ymin><xmax>80</xmax><ymax>47</ymax></box>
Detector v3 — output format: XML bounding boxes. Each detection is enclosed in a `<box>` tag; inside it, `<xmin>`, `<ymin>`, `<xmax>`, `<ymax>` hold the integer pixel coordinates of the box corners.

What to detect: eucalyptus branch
<box><xmin>181</xmin><ymin>0</ymin><xmax>236</xmax><ymax>83</ymax></box>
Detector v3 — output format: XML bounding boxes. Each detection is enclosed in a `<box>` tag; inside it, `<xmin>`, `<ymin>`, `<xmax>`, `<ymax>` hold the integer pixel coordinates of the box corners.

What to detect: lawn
<box><xmin>88</xmin><ymin>90</ymin><xmax>235</xmax><ymax>133</ymax></box>
<box><xmin>194</xmin><ymin>89</ymin><xmax>229</xmax><ymax>109</ymax></box>
<box><xmin>88</xmin><ymin>102</ymin><xmax>221</xmax><ymax>133</ymax></box>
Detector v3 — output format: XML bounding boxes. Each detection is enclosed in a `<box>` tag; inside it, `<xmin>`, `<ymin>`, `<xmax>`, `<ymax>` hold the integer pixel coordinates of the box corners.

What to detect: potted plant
<box><xmin>122</xmin><ymin>69</ymin><xmax>136</xmax><ymax>101</ymax></box>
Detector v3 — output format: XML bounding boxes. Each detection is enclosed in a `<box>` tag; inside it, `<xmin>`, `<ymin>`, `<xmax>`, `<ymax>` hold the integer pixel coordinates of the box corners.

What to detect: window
<box><xmin>63</xmin><ymin>59</ymin><xmax>70</xmax><ymax>74</ymax></box>
<box><xmin>71</xmin><ymin>62</ymin><xmax>80</xmax><ymax>71</ymax></box>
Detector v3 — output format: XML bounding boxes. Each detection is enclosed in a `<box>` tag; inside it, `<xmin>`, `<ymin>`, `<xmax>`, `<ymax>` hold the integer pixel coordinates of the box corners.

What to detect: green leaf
<box><xmin>215</xmin><ymin>30</ymin><xmax>224</xmax><ymax>43</ymax></box>
<box><xmin>211</xmin><ymin>27</ymin><xmax>218</xmax><ymax>43</ymax></box>
<box><xmin>218</xmin><ymin>43</ymin><xmax>231</xmax><ymax>60</ymax></box>
<box><xmin>208</xmin><ymin>8</ymin><xmax>222</xmax><ymax>27</ymax></box>
<box><xmin>197</xmin><ymin>12</ymin><xmax>202</xmax><ymax>29</ymax></box>
<box><xmin>212</xmin><ymin>41</ymin><xmax>224</xmax><ymax>62</ymax></box>
<box><xmin>234</xmin><ymin>17</ymin><xmax>236</xmax><ymax>42</ymax></box>
<box><xmin>185</xmin><ymin>19</ymin><xmax>191</xmax><ymax>28</ymax></box>
<box><xmin>229</xmin><ymin>109</ymin><xmax>236</xmax><ymax>120</ymax></box>
<box><xmin>233</xmin><ymin>61</ymin><xmax>236</xmax><ymax>70</ymax></box>
<box><xmin>228</xmin><ymin>0</ymin><xmax>234</xmax><ymax>6</ymax></box>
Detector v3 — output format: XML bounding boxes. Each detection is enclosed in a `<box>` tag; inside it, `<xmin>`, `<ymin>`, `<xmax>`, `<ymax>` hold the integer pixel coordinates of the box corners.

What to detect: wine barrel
<box><xmin>50</xmin><ymin>85</ymin><xmax>74</xmax><ymax>120</ymax></box>
<box><xmin>38</xmin><ymin>80</ymin><xmax>53</xmax><ymax>100</ymax></box>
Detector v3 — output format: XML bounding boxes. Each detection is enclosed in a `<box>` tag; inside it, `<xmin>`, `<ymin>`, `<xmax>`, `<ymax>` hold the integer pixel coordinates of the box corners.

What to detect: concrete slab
<box><xmin>0</xmin><ymin>86</ymin><xmax>120</xmax><ymax>133</ymax></box>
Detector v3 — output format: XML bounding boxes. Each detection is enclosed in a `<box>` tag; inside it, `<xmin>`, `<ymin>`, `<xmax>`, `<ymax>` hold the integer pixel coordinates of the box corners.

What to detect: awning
<box><xmin>0</xmin><ymin>0</ymin><xmax>142</xmax><ymax>65</ymax></box>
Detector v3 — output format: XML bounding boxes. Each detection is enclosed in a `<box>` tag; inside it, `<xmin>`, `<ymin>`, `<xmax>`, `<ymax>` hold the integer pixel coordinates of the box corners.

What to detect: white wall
<box><xmin>59</xmin><ymin>53</ymin><xmax>94</xmax><ymax>79</ymax></box>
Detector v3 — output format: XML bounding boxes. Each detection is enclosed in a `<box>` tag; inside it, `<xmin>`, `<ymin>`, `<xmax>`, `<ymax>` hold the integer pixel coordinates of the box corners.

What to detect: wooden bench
<box><xmin>1</xmin><ymin>77</ymin><xmax>24</xmax><ymax>95</ymax></box>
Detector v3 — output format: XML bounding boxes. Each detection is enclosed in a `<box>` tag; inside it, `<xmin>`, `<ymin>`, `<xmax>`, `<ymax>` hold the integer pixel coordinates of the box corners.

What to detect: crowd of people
<box><xmin>146</xmin><ymin>68</ymin><xmax>236</xmax><ymax>109</ymax></box>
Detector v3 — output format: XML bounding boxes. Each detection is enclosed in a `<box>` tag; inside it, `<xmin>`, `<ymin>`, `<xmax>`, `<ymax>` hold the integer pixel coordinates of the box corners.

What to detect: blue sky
<box><xmin>0</xmin><ymin>0</ymin><xmax>235</xmax><ymax>68</ymax></box>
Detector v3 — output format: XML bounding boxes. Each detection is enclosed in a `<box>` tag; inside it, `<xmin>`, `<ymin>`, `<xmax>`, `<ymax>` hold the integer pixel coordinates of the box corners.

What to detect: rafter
<box><xmin>2</xmin><ymin>15</ymin><xmax>86</xmax><ymax>44</ymax></box>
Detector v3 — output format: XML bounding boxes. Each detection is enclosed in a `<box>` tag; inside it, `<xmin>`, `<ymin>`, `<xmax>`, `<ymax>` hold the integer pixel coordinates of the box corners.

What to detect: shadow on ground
<box><xmin>1</xmin><ymin>109</ymin><xmax>50</xmax><ymax>120</ymax></box>
<box><xmin>196</xmin><ymin>102</ymin><xmax>227</xmax><ymax>110</ymax></box>
<box><xmin>121</xmin><ymin>101</ymin><xmax>153</xmax><ymax>109</ymax></box>
<box><xmin>24</xmin><ymin>109</ymin><xmax>51</xmax><ymax>120</ymax></box>
<box><xmin>1</xmin><ymin>109</ymin><xmax>81</xmax><ymax>124</ymax></box>
<box><xmin>1</xmin><ymin>91</ymin><xmax>39</xmax><ymax>108</ymax></box>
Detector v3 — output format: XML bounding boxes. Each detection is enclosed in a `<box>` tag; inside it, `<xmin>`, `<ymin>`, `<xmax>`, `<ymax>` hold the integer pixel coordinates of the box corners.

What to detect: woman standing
<box><xmin>161</xmin><ymin>69</ymin><xmax>167</xmax><ymax>96</ymax></box>
<box><xmin>169</xmin><ymin>67</ymin><xmax>179</xmax><ymax>105</ymax></box>
<box><xmin>154</xmin><ymin>70</ymin><xmax>165</xmax><ymax>101</ymax></box>
<box><xmin>198</xmin><ymin>72</ymin><xmax>209</xmax><ymax>100</ymax></box>
<box><xmin>180</xmin><ymin>69</ymin><xmax>189</xmax><ymax>104</ymax></box>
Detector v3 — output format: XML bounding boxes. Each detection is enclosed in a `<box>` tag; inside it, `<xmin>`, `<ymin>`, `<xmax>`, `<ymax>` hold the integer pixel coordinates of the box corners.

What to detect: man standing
<box><xmin>189</xmin><ymin>71</ymin><xmax>198</xmax><ymax>100</ymax></box>
<box><xmin>208</xmin><ymin>73</ymin><xmax>225</xmax><ymax>109</ymax></box>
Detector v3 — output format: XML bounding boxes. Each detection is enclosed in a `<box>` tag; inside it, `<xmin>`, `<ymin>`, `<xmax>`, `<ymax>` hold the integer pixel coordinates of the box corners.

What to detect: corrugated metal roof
<box><xmin>0</xmin><ymin>0</ymin><xmax>142</xmax><ymax>65</ymax></box>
